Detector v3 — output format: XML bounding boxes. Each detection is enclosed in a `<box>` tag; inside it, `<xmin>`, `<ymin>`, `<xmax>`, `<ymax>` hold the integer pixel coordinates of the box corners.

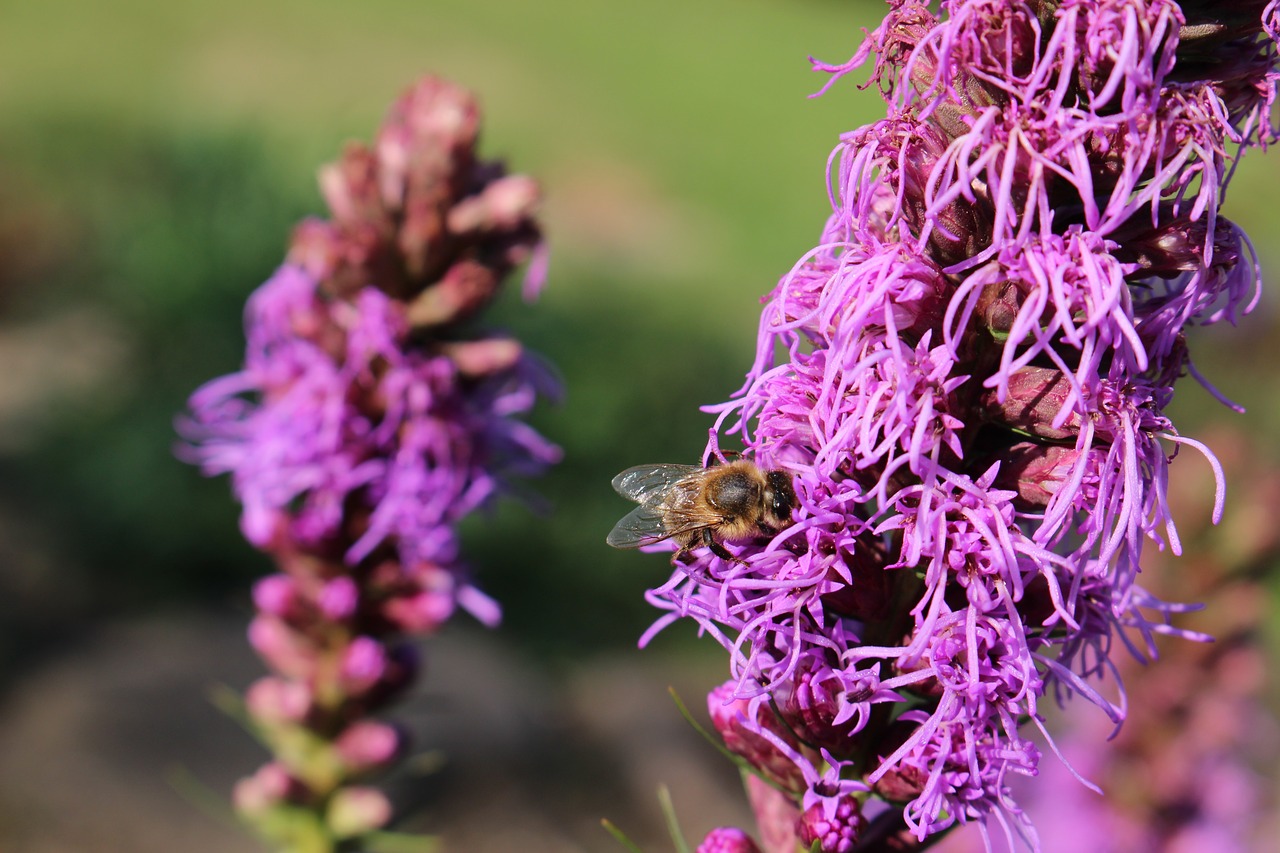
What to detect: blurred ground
<box><xmin>0</xmin><ymin>610</ymin><xmax>753</xmax><ymax>852</ymax></box>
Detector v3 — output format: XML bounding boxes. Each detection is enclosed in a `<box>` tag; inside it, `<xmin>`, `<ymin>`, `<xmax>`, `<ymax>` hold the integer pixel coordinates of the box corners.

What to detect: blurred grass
<box><xmin>1</xmin><ymin>0</ymin><xmax>1279</xmax><ymax>668</ymax></box>
<box><xmin>0</xmin><ymin>0</ymin><xmax>889</xmax><ymax>663</ymax></box>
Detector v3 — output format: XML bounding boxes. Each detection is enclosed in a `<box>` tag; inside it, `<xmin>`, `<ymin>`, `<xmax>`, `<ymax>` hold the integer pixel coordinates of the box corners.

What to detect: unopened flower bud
<box><xmin>334</xmin><ymin>720</ymin><xmax>405</xmax><ymax>773</ymax></box>
<box><xmin>287</xmin><ymin>219</ymin><xmax>344</xmax><ymax>286</ymax></box>
<box><xmin>448</xmin><ymin>175</ymin><xmax>539</xmax><ymax>233</ymax></box>
<box><xmin>253</xmin><ymin>574</ymin><xmax>299</xmax><ymax>618</ymax></box>
<box><xmin>406</xmin><ymin>259</ymin><xmax>499</xmax><ymax>327</ymax></box>
<box><xmin>708</xmin><ymin>682</ymin><xmax>806</xmax><ymax>791</ymax></box>
<box><xmin>979</xmin><ymin>366</ymin><xmax>1081</xmax><ymax>440</ymax></box>
<box><xmin>326</xmin><ymin>786</ymin><xmax>392</xmax><ymax>838</ymax></box>
<box><xmin>374</xmin><ymin>78</ymin><xmax>479</xmax><ymax>208</ymax></box>
<box><xmin>796</xmin><ymin>796</ymin><xmax>867</xmax><ymax>853</ymax></box>
<box><xmin>339</xmin><ymin>636</ymin><xmax>388</xmax><ymax>696</ymax></box>
<box><xmin>992</xmin><ymin>442</ymin><xmax>1103</xmax><ymax>509</ymax></box>
<box><xmin>245</xmin><ymin>676</ymin><xmax>313</xmax><ymax>725</ymax></box>
<box><xmin>233</xmin><ymin>762</ymin><xmax>299</xmax><ymax>815</ymax></box>
<box><xmin>925</xmin><ymin>192</ymin><xmax>991</xmax><ymax>268</ymax></box>
<box><xmin>1114</xmin><ymin>211</ymin><xmax>1242</xmax><ymax>279</ymax></box>
<box><xmin>318</xmin><ymin>576</ymin><xmax>359</xmax><ymax>621</ymax></box>
<box><xmin>696</xmin><ymin>827</ymin><xmax>763</xmax><ymax>853</ymax></box>
<box><xmin>872</xmin><ymin>760</ymin><xmax>929</xmax><ymax>804</ymax></box>
<box><xmin>248</xmin><ymin>615</ymin><xmax>317</xmax><ymax>680</ymax></box>
<box><xmin>438</xmin><ymin>337</ymin><xmax>523</xmax><ymax>379</ymax></box>
<box><xmin>974</xmin><ymin>277</ymin><xmax>1025</xmax><ymax>338</ymax></box>
<box><xmin>382</xmin><ymin>587</ymin><xmax>455</xmax><ymax>634</ymax></box>
<box><xmin>318</xmin><ymin>146</ymin><xmax>384</xmax><ymax>229</ymax></box>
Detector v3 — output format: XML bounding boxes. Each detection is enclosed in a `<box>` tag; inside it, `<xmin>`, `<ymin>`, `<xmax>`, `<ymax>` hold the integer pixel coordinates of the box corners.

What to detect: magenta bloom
<box><xmin>184</xmin><ymin>261</ymin><xmax>558</xmax><ymax>621</ymax></box>
<box><xmin>697</xmin><ymin>827</ymin><xmax>765</xmax><ymax>853</ymax></box>
<box><xmin>180</xmin><ymin>77</ymin><xmax>557</xmax><ymax>849</ymax></box>
<box><xmin>638</xmin><ymin>2</ymin><xmax>1280</xmax><ymax>849</ymax></box>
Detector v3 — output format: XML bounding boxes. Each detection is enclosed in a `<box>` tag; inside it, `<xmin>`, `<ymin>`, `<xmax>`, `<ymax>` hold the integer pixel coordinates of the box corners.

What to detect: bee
<box><xmin>607</xmin><ymin>460</ymin><xmax>797</xmax><ymax>562</ymax></box>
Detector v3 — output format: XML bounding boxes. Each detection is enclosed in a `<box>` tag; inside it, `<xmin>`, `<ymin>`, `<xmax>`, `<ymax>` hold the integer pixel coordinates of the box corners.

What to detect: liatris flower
<box><xmin>935</xmin><ymin>425</ymin><xmax>1280</xmax><ymax>852</ymax></box>
<box><xmin>179</xmin><ymin>76</ymin><xmax>559</xmax><ymax>851</ymax></box>
<box><xmin>634</xmin><ymin>2</ymin><xmax>1280</xmax><ymax>849</ymax></box>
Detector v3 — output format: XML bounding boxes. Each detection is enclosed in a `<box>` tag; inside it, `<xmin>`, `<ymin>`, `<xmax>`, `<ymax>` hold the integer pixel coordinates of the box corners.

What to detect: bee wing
<box><xmin>611</xmin><ymin>463</ymin><xmax>701</xmax><ymax>506</ymax></box>
<box><xmin>607</xmin><ymin>504</ymin><xmax>726</xmax><ymax>551</ymax></box>
<box><xmin>607</xmin><ymin>503</ymin><xmax>672</xmax><ymax>549</ymax></box>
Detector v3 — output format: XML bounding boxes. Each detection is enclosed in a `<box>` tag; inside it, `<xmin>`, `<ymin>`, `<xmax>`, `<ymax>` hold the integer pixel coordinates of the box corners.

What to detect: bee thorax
<box><xmin>706</xmin><ymin>470</ymin><xmax>761</xmax><ymax>513</ymax></box>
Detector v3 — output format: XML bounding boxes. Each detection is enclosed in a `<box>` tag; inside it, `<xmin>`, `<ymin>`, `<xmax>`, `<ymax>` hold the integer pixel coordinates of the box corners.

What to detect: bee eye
<box><xmin>765</xmin><ymin>470</ymin><xmax>797</xmax><ymax>516</ymax></box>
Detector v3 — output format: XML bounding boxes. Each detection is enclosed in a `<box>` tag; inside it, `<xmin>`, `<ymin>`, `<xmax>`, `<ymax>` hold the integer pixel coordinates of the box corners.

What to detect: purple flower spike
<box><xmin>631</xmin><ymin>2</ymin><xmax>1280</xmax><ymax>848</ymax></box>
<box><xmin>179</xmin><ymin>76</ymin><xmax>557</xmax><ymax>850</ymax></box>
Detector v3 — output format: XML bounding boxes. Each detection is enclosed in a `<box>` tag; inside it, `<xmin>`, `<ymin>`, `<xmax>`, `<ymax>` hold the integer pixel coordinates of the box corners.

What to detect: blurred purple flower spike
<box><xmin>179</xmin><ymin>76</ymin><xmax>558</xmax><ymax>850</ymax></box>
<box><xmin>640</xmin><ymin>2</ymin><xmax>1280</xmax><ymax>849</ymax></box>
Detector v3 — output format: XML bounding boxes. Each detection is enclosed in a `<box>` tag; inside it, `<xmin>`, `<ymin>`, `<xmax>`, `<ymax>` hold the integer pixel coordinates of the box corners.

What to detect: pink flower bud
<box><xmin>707</xmin><ymin>682</ymin><xmax>806</xmax><ymax>792</ymax></box>
<box><xmin>975</xmin><ymin>278</ymin><xmax>1024</xmax><ymax>337</ymax></box>
<box><xmin>248</xmin><ymin>615</ymin><xmax>317</xmax><ymax>680</ymax></box>
<box><xmin>447</xmin><ymin>175</ymin><xmax>540</xmax><ymax>233</ymax></box>
<box><xmin>993</xmin><ymin>442</ymin><xmax>1104</xmax><ymax>509</ymax></box>
<box><xmin>406</xmin><ymin>259</ymin><xmax>499</xmax><ymax>327</ymax></box>
<box><xmin>326</xmin><ymin>786</ymin><xmax>392</xmax><ymax>838</ymax></box>
<box><xmin>233</xmin><ymin>762</ymin><xmax>297</xmax><ymax>815</ymax></box>
<box><xmin>318</xmin><ymin>576</ymin><xmax>359</xmax><ymax>621</ymax></box>
<box><xmin>979</xmin><ymin>366</ymin><xmax>1082</xmax><ymax>440</ymax></box>
<box><xmin>375</xmin><ymin>78</ymin><xmax>479</xmax><ymax>206</ymax></box>
<box><xmin>438</xmin><ymin>337</ymin><xmax>523</xmax><ymax>379</ymax></box>
<box><xmin>777</xmin><ymin>662</ymin><xmax>873</xmax><ymax>757</ymax></box>
<box><xmin>339</xmin><ymin>636</ymin><xmax>388</xmax><ymax>696</ymax></box>
<box><xmin>245</xmin><ymin>676</ymin><xmax>313</xmax><ymax>724</ymax></box>
<box><xmin>334</xmin><ymin>720</ymin><xmax>405</xmax><ymax>773</ymax></box>
<box><xmin>318</xmin><ymin>146</ymin><xmax>384</xmax><ymax>228</ymax></box>
<box><xmin>287</xmin><ymin>219</ymin><xmax>344</xmax><ymax>284</ymax></box>
<box><xmin>252</xmin><ymin>574</ymin><xmax>298</xmax><ymax>618</ymax></box>
<box><xmin>872</xmin><ymin>762</ymin><xmax>929</xmax><ymax>804</ymax></box>
<box><xmin>696</xmin><ymin>827</ymin><xmax>763</xmax><ymax>853</ymax></box>
<box><xmin>382</xmin><ymin>587</ymin><xmax>455</xmax><ymax>634</ymax></box>
<box><xmin>240</xmin><ymin>503</ymin><xmax>288</xmax><ymax>549</ymax></box>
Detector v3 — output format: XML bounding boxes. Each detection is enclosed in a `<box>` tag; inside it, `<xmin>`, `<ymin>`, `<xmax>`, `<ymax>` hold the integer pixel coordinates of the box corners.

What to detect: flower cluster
<box><xmin>180</xmin><ymin>76</ymin><xmax>558</xmax><ymax>850</ymax></box>
<box><xmin>937</xmin><ymin>426</ymin><xmax>1280</xmax><ymax>852</ymax></box>
<box><xmin>638</xmin><ymin>2</ymin><xmax>1280</xmax><ymax>849</ymax></box>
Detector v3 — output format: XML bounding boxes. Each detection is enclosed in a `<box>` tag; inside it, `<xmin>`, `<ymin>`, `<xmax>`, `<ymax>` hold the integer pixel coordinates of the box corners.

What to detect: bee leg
<box><xmin>703</xmin><ymin>528</ymin><xmax>746</xmax><ymax>565</ymax></box>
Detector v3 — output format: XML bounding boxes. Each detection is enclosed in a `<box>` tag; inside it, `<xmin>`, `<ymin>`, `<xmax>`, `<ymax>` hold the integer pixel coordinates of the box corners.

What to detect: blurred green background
<box><xmin>1</xmin><ymin>0</ymin><xmax>1280</xmax><ymax>849</ymax></box>
<box><xmin>0</xmin><ymin>0</ymin><xmax>900</xmax><ymax>666</ymax></box>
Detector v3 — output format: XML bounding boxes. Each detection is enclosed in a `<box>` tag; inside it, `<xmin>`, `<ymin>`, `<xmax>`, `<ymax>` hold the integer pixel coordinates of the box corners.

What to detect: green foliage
<box><xmin>4</xmin><ymin>0</ymin><xmax>1273</xmax><ymax>667</ymax></box>
<box><xmin>0</xmin><ymin>117</ymin><xmax>758</xmax><ymax>656</ymax></box>
<box><xmin>0</xmin><ymin>122</ymin><xmax>315</xmax><ymax>611</ymax></box>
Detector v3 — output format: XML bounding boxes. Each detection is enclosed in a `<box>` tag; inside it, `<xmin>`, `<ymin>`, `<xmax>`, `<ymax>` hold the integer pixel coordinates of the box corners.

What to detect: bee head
<box><xmin>763</xmin><ymin>469</ymin><xmax>797</xmax><ymax>528</ymax></box>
